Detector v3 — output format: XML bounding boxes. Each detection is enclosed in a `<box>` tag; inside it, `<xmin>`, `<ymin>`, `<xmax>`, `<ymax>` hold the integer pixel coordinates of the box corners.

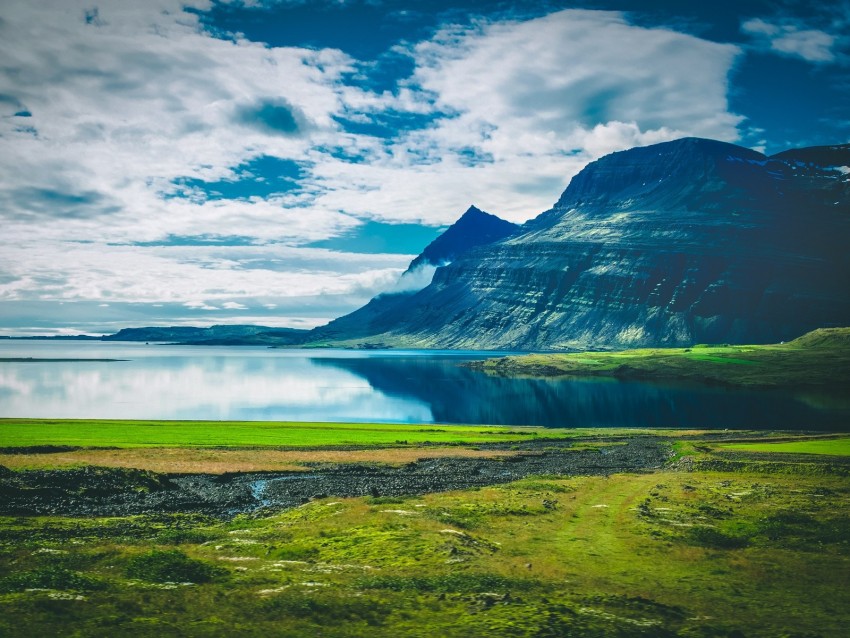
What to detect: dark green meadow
<box><xmin>1</xmin><ymin>430</ymin><xmax>849</xmax><ymax>637</ymax></box>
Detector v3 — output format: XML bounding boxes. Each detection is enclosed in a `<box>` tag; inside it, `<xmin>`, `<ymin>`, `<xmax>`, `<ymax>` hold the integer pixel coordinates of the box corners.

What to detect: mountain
<box><xmin>307</xmin><ymin>137</ymin><xmax>850</xmax><ymax>350</ymax></box>
<box><xmin>405</xmin><ymin>205</ymin><xmax>520</xmax><ymax>272</ymax></box>
<box><xmin>91</xmin><ymin>208</ymin><xmax>517</xmax><ymax>347</ymax></box>
<box><xmin>307</xmin><ymin>206</ymin><xmax>519</xmax><ymax>346</ymax></box>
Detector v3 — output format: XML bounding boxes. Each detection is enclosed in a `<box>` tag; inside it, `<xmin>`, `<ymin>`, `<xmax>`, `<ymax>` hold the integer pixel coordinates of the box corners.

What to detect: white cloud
<box><xmin>412</xmin><ymin>11</ymin><xmax>739</xmax><ymax>139</ymax></box>
<box><xmin>0</xmin><ymin>0</ymin><xmax>406</xmax><ymax>331</ymax></box>
<box><xmin>0</xmin><ymin>0</ymin><xmax>359</xmax><ymax>245</ymax></box>
<box><xmin>303</xmin><ymin>9</ymin><xmax>742</xmax><ymax>224</ymax></box>
<box><xmin>385</xmin><ymin>263</ymin><xmax>439</xmax><ymax>294</ymax></box>
<box><xmin>0</xmin><ymin>239</ymin><xmax>411</xmax><ymax>332</ymax></box>
<box><xmin>742</xmin><ymin>17</ymin><xmax>837</xmax><ymax>63</ymax></box>
<box><xmin>185</xmin><ymin>301</ymin><xmax>220</xmax><ymax>311</ymax></box>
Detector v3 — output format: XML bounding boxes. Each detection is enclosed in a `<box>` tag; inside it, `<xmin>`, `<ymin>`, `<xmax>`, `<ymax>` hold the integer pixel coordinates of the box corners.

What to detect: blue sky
<box><xmin>0</xmin><ymin>0</ymin><xmax>848</xmax><ymax>335</ymax></box>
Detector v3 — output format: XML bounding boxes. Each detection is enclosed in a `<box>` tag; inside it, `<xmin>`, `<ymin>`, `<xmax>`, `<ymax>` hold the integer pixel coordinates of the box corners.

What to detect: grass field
<box><xmin>2</xmin><ymin>426</ymin><xmax>849</xmax><ymax>636</ymax></box>
<box><xmin>478</xmin><ymin>327</ymin><xmax>850</xmax><ymax>388</ymax></box>
<box><xmin>718</xmin><ymin>437</ymin><xmax>850</xmax><ymax>456</ymax></box>
<box><xmin>0</xmin><ymin>419</ymin><xmax>555</xmax><ymax>449</ymax></box>
<box><xmin>2</xmin><ymin>463</ymin><xmax>849</xmax><ymax>637</ymax></box>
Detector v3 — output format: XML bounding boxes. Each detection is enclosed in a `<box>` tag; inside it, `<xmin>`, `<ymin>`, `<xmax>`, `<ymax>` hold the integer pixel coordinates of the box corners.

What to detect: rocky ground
<box><xmin>0</xmin><ymin>437</ymin><xmax>668</xmax><ymax>518</ymax></box>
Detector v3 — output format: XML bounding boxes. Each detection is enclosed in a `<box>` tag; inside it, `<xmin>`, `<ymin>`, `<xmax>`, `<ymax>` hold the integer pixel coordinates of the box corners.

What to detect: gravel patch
<box><xmin>0</xmin><ymin>437</ymin><xmax>668</xmax><ymax>519</ymax></box>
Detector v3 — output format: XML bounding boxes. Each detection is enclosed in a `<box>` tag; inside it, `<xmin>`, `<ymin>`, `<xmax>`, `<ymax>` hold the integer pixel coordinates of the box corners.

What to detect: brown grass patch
<box><xmin>0</xmin><ymin>446</ymin><xmax>520</xmax><ymax>474</ymax></box>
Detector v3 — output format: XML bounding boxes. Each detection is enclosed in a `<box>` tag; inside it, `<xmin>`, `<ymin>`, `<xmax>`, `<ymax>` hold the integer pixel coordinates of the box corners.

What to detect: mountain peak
<box><xmin>451</xmin><ymin>204</ymin><xmax>504</xmax><ymax>227</ymax></box>
<box><xmin>406</xmin><ymin>205</ymin><xmax>519</xmax><ymax>272</ymax></box>
<box><xmin>548</xmin><ymin>137</ymin><xmax>768</xmax><ymax>215</ymax></box>
<box><xmin>654</xmin><ymin>136</ymin><xmax>765</xmax><ymax>159</ymax></box>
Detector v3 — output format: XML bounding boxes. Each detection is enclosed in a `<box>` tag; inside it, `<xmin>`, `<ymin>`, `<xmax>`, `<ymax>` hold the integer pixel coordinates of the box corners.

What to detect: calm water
<box><xmin>0</xmin><ymin>341</ymin><xmax>848</xmax><ymax>430</ymax></box>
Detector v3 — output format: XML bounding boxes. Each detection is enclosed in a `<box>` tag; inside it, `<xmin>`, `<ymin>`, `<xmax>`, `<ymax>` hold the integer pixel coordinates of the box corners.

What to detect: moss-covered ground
<box><xmin>1</xmin><ymin>430</ymin><xmax>849</xmax><ymax>637</ymax></box>
<box><xmin>477</xmin><ymin>327</ymin><xmax>850</xmax><ymax>389</ymax></box>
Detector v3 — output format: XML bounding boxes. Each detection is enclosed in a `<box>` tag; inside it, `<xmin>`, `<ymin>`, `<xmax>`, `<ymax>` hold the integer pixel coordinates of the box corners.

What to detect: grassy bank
<box><xmin>476</xmin><ymin>327</ymin><xmax>850</xmax><ymax>388</ymax></box>
<box><xmin>0</xmin><ymin>419</ymin><xmax>556</xmax><ymax>449</ymax></box>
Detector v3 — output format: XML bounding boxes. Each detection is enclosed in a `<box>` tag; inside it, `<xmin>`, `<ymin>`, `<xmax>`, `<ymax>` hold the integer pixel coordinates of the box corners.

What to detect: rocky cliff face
<box><xmin>312</xmin><ymin>138</ymin><xmax>850</xmax><ymax>350</ymax></box>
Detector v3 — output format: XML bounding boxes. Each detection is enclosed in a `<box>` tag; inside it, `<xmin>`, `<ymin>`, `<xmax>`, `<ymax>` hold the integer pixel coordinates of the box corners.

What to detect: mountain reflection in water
<box><xmin>313</xmin><ymin>354</ymin><xmax>850</xmax><ymax>430</ymax></box>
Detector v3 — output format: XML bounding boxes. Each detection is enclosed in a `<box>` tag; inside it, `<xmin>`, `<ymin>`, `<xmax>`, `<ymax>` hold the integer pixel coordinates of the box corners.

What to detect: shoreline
<box><xmin>470</xmin><ymin>327</ymin><xmax>850</xmax><ymax>389</ymax></box>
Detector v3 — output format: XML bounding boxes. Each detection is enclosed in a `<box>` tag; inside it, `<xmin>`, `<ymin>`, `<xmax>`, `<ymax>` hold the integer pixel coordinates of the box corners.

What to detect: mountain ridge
<box><xmin>307</xmin><ymin>136</ymin><xmax>850</xmax><ymax>350</ymax></box>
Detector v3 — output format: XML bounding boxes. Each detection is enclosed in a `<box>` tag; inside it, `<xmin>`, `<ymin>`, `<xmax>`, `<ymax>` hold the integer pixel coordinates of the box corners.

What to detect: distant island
<box><xmin>3</xmin><ymin>325</ymin><xmax>309</xmax><ymax>346</ymax></box>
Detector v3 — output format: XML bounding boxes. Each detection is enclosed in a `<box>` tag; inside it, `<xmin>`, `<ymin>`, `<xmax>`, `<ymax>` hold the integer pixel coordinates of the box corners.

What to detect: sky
<box><xmin>1</xmin><ymin>0</ymin><xmax>848</xmax><ymax>335</ymax></box>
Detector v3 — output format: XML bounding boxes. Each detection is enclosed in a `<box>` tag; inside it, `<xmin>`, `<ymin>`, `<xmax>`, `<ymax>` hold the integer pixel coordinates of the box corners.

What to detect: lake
<box><xmin>0</xmin><ymin>341</ymin><xmax>848</xmax><ymax>430</ymax></box>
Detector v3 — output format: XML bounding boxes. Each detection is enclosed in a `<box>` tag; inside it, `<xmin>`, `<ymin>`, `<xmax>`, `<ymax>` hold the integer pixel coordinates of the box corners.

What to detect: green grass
<box><xmin>480</xmin><ymin>326</ymin><xmax>850</xmax><ymax>388</ymax></box>
<box><xmin>125</xmin><ymin>549</ymin><xmax>227</xmax><ymax>583</ymax></box>
<box><xmin>2</xmin><ymin>431</ymin><xmax>850</xmax><ymax>636</ymax></box>
<box><xmin>717</xmin><ymin>437</ymin><xmax>850</xmax><ymax>456</ymax></box>
<box><xmin>2</xmin><ymin>464</ymin><xmax>849</xmax><ymax>637</ymax></box>
<box><xmin>0</xmin><ymin>418</ymin><xmax>561</xmax><ymax>449</ymax></box>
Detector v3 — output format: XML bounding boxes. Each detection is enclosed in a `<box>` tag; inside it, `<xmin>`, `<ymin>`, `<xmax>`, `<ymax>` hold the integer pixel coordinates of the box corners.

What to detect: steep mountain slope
<box><xmin>309</xmin><ymin>206</ymin><xmax>518</xmax><ymax>344</ymax></box>
<box><xmin>315</xmin><ymin>138</ymin><xmax>850</xmax><ymax>350</ymax></box>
